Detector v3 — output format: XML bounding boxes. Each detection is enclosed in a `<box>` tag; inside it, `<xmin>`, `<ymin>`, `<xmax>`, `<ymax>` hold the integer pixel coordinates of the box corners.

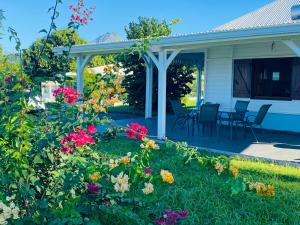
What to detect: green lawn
<box><xmin>96</xmin><ymin>138</ymin><xmax>300</xmax><ymax>225</ymax></box>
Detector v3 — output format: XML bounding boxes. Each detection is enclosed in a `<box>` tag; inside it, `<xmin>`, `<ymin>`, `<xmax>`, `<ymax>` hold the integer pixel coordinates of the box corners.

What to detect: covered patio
<box><xmin>105</xmin><ymin>112</ymin><xmax>300</xmax><ymax>164</ymax></box>
<box><xmin>54</xmin><ymin>17</ymin><xmax>300</xmax><ymax>162</ymax></box>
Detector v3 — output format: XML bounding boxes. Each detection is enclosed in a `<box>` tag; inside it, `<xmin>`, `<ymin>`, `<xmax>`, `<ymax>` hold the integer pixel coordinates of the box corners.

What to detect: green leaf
<box><xmin>230</xmin><ymin>178</ymin><xmax>247</xmax><ymax>195</ymax></box>
<box><xmin>38</xmin><ymin>199</ymin><xmax>48</xmax><ymax>209</ymax></box>
<box><xmin>33</xmin><ymin>155</ymin><xmax>43</xmax><ymax>164</ymax></box>
<box><xmin>39</xmin><ymin>29</ymin><xmax>48</xmax><ymax>34</ymax></box>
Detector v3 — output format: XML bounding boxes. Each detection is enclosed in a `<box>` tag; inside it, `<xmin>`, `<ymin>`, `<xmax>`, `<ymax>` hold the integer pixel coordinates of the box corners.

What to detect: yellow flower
<box><xmin>160</xmin><ymin>170</ymin><xmax>174</xmax><ymax>184</ymax></box>
<box><xmin>140</xmin><ymin>140</ymin><xmax>160</xmax><ymax>150</ymax></box>
<box><xmin>142</xmin><ymin>182</ymin><xmax>154</xmax><ymax>195</ymax></box>
<box><xmin>214</xmin><ymin>162</ymin><xmax>224</xmax><ymax>175</ymax></box>
<box><xmin>229</xmin><ymin>165</ymin><xmax>239</xmax><ymax>177</ymax></box>
<box><xmin>120</xmin><ymin>156</ymin><xmax>131</xmax><ymax>165</ymax></box>
<box><xmin>90</xmin><ymin>172</ymin><xmax>101</xmax><ymax>183</ymax></box>
<box><xmin>109</xmin><ymin>159</ymin><xmax>119</xmax><ymax>169</ymax></box>
<box><xmin>249</xmin><ymin>182</ymin><xmax>275</xmax><ymax>197</ymax></box>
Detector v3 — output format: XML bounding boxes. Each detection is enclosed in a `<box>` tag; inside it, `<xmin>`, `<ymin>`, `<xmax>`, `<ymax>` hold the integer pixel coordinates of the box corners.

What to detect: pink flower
<box><xmin>144</xmin><ymin>168</ymin><xmax>153</xmax><ymax>174</ymax></box>
<box><xmin>60</xmin><ymin>128</ymin><xmax>95</xmax><ymax>154</ymax></box>
<box><xmin>53</xmin><ymin>87</ymin><xmax>80</xmax><ymax>104</ymax></box>
<box><xmin>87</xmin><ymin>183</ymin><xmax>100</xmax><ymax>193</ymax></box>
<box><xmin>53</xmin><ymin>87</ymin><xmax>63</xmax><ymax>96</ymax></box>
<box><xmin>125</xmin><ymin>128</ymin><xmax>135</xmax><ymax>139</ymax></box>
<box><xmin>125</xmin><ymin>122</ymin><xmax>149</xmax><ymax>140</ymax></box>
<box><xmin>61</xmin><ymin>145</ymin><xmax>74</xmax><ymax>154</ymax></box>
<box><xmin>154</xmin><ymin>210</ymin><xmax>189</xmax><ymax>225</ymax></box>
<box><xmin>87</xmin><ymin>124</ymin><xmax>97</xmax><ymax>134</ymax></box>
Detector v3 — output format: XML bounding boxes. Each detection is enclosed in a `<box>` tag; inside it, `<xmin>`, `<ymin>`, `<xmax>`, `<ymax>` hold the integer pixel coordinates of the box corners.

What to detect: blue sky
<box><xmin>1</xmin><ymin>0</ymin><xmax>272</xmax><ymax>53</ymax></box>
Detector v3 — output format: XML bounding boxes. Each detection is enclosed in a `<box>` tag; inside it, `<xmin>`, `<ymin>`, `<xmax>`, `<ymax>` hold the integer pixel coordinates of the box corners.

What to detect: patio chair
<box><xmin>170</xmin><ymin>100</ymin><xmax>192</xmax><ymax>130</ymax></box>
<box><xmin>240</xmin><ymin>104</ymin><xmax>272</xmax><ymax>143</ymax></box>
<box><xmin>197</xmin><ymin>103</ymin><xmax>220</xmax><ymax>136</ymax></box>
<box><xmin>219</xmin><ymin>100</ymin><xmax>250</xmax><ymax>125</ymax></box>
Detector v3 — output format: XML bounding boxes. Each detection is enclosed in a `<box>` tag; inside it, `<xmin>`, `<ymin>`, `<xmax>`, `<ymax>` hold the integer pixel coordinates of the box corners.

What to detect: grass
<box><xmin>96</xmin><ymin>137</ymin><xmax>300</xmax><ymax>225</ymax></box>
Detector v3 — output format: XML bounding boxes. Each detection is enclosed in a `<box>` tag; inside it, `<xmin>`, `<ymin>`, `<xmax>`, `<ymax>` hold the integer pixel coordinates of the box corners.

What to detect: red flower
<box><xmin>125</xmin><ymin>128</ymin><xmax>135</xmax><ymax>139</ymax></box>
<box><xmin>87</xmin><ymin>124</ymin><xmax>97</xmax><ymax>134</ymax></box>
<box><xmin>53</xmin><ymin>87</ymin><xmax>80</xmax><ymax>104</ymax></box>
<box><xmin>60</xmin><ymin>128</ymin><xmax>95</xmax><ymax>154</ymax></box>
<box><xmin>69</xmin><ymin>5</ymin><xmax>73</xmax><ymax>9</ymax></box>
<box><xmin>53</xmin><ymin>87</ymin><xmax>63</xmax><ymax>96</ymax></box>
<box><xmin>125</xmin><ymin>122</ymin><xmax>148</xmax><ymax>140</ymax></box>
<box><xmin>61</xmin><ymin>145</ymin><xmax>74</xmax><ymax>154</ymax></box>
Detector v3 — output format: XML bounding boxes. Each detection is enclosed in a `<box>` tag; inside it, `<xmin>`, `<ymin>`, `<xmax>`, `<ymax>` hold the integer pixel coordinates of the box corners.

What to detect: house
<box><xmin>54</xmin><ymin>0</ymin><xmax>300</xmax><ymax>138</ymax></box>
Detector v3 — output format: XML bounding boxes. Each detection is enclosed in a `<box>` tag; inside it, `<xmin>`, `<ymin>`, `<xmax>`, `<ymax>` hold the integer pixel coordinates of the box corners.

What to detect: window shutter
<box><xmin>292</xmin><ymin>58</ymin><xmax>300</xmax><ymax>100</ymax></box>
<box><xmin>233</xmin><ymin>59</ymin><xmax>252</xmax><ymax>98</ymax></box>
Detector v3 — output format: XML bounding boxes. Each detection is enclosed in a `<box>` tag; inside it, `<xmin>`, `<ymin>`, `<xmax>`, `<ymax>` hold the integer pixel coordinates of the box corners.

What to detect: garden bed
<box><xmin>96</xmin><ymin>137</ymin><xmax>300</xmax><ymax>225</ymax></box>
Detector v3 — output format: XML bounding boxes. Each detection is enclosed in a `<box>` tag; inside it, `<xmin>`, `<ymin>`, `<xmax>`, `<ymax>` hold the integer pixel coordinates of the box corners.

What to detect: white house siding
<box><xmin>205</xmin><ymin>46</ymin><xmax>233</xmax><ymax>107</ymax></box>
<box><xmin>205</xmin><ymin>41</ymin><xmax>300</xmax><ymax>133</ymax></box>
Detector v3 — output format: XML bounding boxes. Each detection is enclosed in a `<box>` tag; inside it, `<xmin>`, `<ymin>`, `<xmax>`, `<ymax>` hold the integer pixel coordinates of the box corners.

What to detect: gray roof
<box><xmin>214</xmin><ymin>0</ymin><xmax>300</xmax><ymax>31</ymax></box>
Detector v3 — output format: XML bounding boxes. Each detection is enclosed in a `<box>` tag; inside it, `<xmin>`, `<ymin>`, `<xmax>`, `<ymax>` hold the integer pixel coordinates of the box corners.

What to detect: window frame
<box><xmin>232</xmin><ymin>57</ymin><xmax>295</xmax><ymax>101</ymax></box>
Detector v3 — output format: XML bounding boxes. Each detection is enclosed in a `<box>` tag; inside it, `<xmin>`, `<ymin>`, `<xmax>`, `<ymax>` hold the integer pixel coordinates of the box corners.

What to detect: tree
<box><xmin>121</xmin><ymin>17</ymin><xmax>194</xmax><ymax>111</ymax></box>
<box><xmin>0</xmin><ymin>46</ymin><xmax>20</xmax><ymax>76</ymax></box>
<box><xmin>22</xmin><ymin>29</ymin><xmax>86</xmax><ymax>86</ymax></box>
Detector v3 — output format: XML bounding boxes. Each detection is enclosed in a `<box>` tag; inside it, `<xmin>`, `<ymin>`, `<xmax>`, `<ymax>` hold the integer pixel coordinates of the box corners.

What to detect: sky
<box><xmin>0</xmin><ymin>0</ymin><xmax>272</xmax><ymax>53</ymax></box>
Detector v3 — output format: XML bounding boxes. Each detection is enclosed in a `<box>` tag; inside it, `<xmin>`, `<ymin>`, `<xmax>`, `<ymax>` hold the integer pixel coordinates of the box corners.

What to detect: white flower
<box><xmin>0</xmin><ymin>216</ymin><xmax>8</xmax><ymax>225</ymax></box>
<box><xmin>142</xmin><ymin>182</ymin><xmax>154</xmax><ymax>195</ymax></box>
<box><xmin>127</xmin><ymin>152</ymin><xmax>132</xmax><ymax>157</ymax></box>
<box><xmin>111</xmin><ymin>172</ymin><xmax>130</xmax><ymax>193</ymax></box>
<box><xmin>9</xmin><ymin>202</ymin><xmax>15</xmax><ymax>209</ymax></box>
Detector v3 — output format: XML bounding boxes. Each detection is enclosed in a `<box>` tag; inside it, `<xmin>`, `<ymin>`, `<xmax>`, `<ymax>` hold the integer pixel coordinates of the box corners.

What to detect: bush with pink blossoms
<box><xmin>53</xmin><ymin>86</ymin><xmax>80</xmax><ymax>104</ymax></box>
<box><xmin>125</xmin><ymin>122</ymin><xmax>148</xmax><ymax>140</ymax></box>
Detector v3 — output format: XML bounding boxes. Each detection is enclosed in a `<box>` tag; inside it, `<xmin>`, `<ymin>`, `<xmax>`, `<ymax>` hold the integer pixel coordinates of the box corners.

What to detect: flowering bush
<box><xmin>78</xmin><ymin>65</ymin><xmax>125</xmax><ymax>114</ymax></box>
<box><xmin>69</xmin><ymin>0</ymin><xmax>95</xmax><ymax>25</ymax></box>
<box><xmin>53</xmin><ymin>86</ymin><xmax>80</xmax><ymax>104</ymax></box>
<box><xmin>60</xmin><ymin>126</ymin><xmax>96</xmax><ymax>154</ymax></box>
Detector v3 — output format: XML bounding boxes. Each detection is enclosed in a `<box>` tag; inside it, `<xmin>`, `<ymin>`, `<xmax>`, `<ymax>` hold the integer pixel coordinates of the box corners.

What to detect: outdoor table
<box><xmin>219</xmin><ymin>108</ymin><xmax>248</xmax><ymax>140</ymax></box>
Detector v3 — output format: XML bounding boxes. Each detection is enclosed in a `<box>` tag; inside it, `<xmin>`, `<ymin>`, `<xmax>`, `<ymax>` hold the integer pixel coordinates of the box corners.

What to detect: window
<box><xmin>233</xmin><ymin>58</ymin><xmax>299</xmax><ymax>100</ymax></box>
<box><xmin>252</xmin><ymin>58</ymin><xmax>292</xmax><ymax>100</ymax></box>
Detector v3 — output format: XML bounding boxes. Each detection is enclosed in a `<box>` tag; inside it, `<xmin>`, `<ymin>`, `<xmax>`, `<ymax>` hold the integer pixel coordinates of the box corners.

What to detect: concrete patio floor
<box><xmin>105</xmin><ymin>112</ymin><xmax>300</xmax><ymax>164</ymax></box>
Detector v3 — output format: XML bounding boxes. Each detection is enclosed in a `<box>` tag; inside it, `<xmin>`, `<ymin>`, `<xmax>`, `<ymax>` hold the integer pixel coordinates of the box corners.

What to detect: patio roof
<box><xmin>54</xmin><ymin>23</ymin><xmax>300</xmax><ymax>56</ymax></box>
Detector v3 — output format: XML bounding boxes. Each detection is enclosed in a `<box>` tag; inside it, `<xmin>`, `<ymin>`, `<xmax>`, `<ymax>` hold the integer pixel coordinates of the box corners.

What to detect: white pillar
<box><xmin>76</xmin><ymin>55</ymin><xmax>91</xmax><ymax>97</ymax></box>
<box><xmin>196</xmin><ymin>65</ymin><xmax>203</xmax><ymax>109</ymax></box>
<box><xmin>146</xmin><ymin>49</ymin><xmax>180</xmax><ymax>139</ymax></box>
<box><xmin>145</xmin><ymin>60</ymin><xmax>153</xmax><ymax>118</ymax></box>
<box><xmin>157</xmin><ymin>51</ymin><xmax>167</xmax><ymax>139</ymax></box>
<box><xmin>76</xmin><ymin>56</ymin><xmax>84</xmax><ymax>95</ymax></box>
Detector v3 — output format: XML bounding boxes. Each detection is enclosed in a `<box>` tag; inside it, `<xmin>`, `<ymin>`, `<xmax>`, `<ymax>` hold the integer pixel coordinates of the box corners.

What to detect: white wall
<box><xmin>205</xmin><ymin>46</ymin><xmax>233</xmax><ymax>107</ymax></box>
<box><xmin>205</xmin><ymin>40</ymin><xmax>300</xmax><ymax>132</ymax></box>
